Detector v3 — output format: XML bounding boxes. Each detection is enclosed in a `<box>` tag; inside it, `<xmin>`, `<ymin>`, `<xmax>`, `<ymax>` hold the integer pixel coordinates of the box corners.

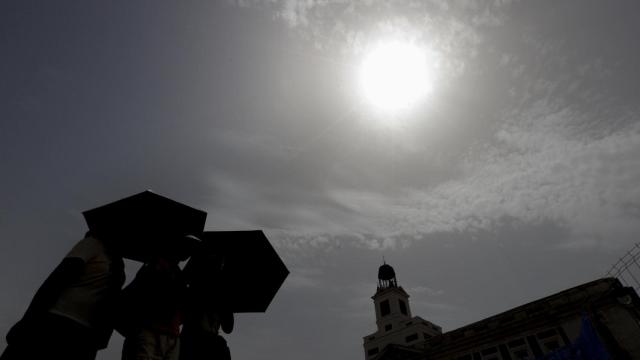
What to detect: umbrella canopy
<box><xmin>83</xmin><ymin>190</ymin><xmax>207</xmax><ymax>262</ymax></box>
<box><xmin>185</xmin><ymin>230</ymin><xmax>289</xmax><ymax>313</ymax></box>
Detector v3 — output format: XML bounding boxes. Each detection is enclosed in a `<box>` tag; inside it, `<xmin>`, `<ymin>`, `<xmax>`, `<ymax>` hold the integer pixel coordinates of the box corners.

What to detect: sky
<box><xmin>1</xmin><ymin>1</ymin><xmax>640</xmax><ymax>359</ymax></box>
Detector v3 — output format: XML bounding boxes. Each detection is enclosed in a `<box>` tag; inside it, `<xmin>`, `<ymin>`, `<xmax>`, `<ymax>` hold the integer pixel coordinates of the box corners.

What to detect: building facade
<box><xmin>363</xmin><ymin>263</ymin><xmax>640</xmax><ymax>360</ymax></box>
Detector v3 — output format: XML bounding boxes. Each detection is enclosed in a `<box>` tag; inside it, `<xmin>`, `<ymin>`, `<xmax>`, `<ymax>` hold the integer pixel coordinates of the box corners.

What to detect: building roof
<box><xmin>374</xmin><ymin>277</ymin><xmax>638</xmax><ymax>360</ymax></box>
<box><xmin>424</xmin><ymin>277</ymin><xmax>629</xmax><ymax>354</ymax></box>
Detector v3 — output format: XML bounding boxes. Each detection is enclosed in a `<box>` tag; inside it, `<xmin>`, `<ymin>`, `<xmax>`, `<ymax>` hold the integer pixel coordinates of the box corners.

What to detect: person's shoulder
<box><xmin>66</xmin><ymin>235</ymin><xmax>105</xmax><ymax>261</ymax></box>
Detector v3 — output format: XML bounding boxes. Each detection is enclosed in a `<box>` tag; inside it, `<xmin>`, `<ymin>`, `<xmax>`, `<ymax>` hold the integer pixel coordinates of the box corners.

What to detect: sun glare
<box><xmin>359</xmin><ymin>40</ymin><xmax>434</xmax><ymax>113</ymax></box>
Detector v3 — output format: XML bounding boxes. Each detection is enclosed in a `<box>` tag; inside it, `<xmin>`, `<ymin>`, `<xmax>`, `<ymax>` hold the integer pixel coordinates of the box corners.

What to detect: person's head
<box><xmin>149</xmin><ymin>254</ymin><xmax>180</xmax><ymax>272</ymax></box>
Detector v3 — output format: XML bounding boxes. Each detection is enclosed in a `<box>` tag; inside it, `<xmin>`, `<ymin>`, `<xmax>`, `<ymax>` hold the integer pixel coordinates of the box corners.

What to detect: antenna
<box><xmin>606</xmin><ymin>243</ymin><xmax>640</xmax><ymax>293</ymax></box>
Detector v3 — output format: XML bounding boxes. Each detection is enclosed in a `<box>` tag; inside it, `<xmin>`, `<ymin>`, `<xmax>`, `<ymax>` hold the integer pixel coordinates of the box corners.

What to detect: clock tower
<box><xmin>363</xmin><ymin>263</ymin><xmax>442</xmax><ymax>360</ymax></box>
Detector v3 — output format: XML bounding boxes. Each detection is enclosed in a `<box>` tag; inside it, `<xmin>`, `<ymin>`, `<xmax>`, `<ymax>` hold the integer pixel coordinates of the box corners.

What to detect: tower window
<box><xmin>537</xmin><ymin>329</ymin><xmax>557</xmax><ymax>339</ymax></box>
<box><xmin>512</xmin><ymin>349</ymin><xmax>530</xmax><ymax>359</ymax></box>
<box><xmin>544</xmin><ymin>340</ymin><xmax>560</xmax><ymax>352</ymax></box>
<box><xmin>380</xmin><ymin>300</ymin><xmax>390</xmax><ymax>316</ymax></box>
<box><xmin>481</xmin><ymin>347</ymin><xmax>497</xmax><ymax>356</ymax></box>
<box><xmin>385</xmin><ymin>324</ymin><xmax>393</xmax><ymax>331</ymax></box>
<box><xmin>399</xmin><ymin>299</ymin><xmax>408</xmax><ymax>315</ymax></box>
<box><xmin>508</xmin><ymin>339</ymin><xmax>526</xmax><ymax>348</ymax></box>
<box><xmin>481</xmin><ymin>347</ymin><xmax>499</xmax><ymax>360</ymax></box>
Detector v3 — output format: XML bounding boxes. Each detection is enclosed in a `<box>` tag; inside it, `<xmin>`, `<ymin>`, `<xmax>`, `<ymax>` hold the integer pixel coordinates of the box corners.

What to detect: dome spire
<box><xmin>377</xmin><ymin>261</ymin><xmax>398</xmax><ymax>290</ymax></box>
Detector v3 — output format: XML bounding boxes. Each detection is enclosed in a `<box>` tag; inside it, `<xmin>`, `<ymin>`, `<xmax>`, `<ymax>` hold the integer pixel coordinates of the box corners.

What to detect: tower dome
<box><xmin>378</xmin><ymin>263</ymin><xmax>396</xmax><ymax>281</ymax></box>
<box><xmin>377</xmin><ymin>262</ymin><xmax>398</xmax><ymax>289</ymax></box>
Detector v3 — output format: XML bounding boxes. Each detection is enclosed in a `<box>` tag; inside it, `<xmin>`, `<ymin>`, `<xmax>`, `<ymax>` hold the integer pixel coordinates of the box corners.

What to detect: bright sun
<box><xmin>359</xmin><ymin>40</ymin><xmax>434</xmax><ymax>113</ymax></box>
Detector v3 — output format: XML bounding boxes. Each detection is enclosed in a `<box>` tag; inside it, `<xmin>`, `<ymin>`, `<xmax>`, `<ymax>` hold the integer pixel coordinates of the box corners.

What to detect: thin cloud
<box><xmin>213</xmin><ymin>0</ymin><xmax>640</xmax><ymax>252</ymax></box>
<box><xmin>327</xmin><ymin>101</ymin><xmax>640</xmax><ymax>248</ymax></box>
<box><xmin>285</xmin><ymin>267</ymin><xmax>324</xmax><ymax>289</ymax></box>
<box><xmin>409</xmin><ymin>286</ymin><xmax>445</xmax><ymax>296</ymax></box>
<box><xmin>412</xmin><ymin>300</ymin><xmax>459</xmax><ymax>312</ymax></box>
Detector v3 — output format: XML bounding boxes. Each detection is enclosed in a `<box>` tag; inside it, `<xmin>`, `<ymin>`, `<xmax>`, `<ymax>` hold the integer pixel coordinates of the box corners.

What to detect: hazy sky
<box><xmin>1</xmin><ymin>1</ymin><xmax>639</xmax><ymax>360</ymax></box>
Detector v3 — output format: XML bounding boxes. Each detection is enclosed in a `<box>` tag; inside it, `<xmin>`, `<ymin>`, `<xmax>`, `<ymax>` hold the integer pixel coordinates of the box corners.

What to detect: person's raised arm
<box><xmin>23</xmin><ymin>257</ymin><xmax>85</xmax><ymax>319</ymax></box>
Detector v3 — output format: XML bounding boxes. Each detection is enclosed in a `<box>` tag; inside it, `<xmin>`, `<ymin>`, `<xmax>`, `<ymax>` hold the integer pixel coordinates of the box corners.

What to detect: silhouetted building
<box><xmin>363</xmin><ymin>264</ymin><xmax>640</xmax><ymax>360</ymax></box>
<box><xmin>363</xmin><ymin>263</ymin><xmax>443</xmax><ymax>360</ymax></box>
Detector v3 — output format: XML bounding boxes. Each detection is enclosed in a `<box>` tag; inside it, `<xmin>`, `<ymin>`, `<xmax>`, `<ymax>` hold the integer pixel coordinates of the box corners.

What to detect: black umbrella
<box><xmin>185</xmin><ymin>230</ymin><xmax>289</xmax><ymax>313</ymax></box>
<box><xmin>83</xmin><ymin>190</ymin><xmax>207</xmax><ymax>262</ymax></box>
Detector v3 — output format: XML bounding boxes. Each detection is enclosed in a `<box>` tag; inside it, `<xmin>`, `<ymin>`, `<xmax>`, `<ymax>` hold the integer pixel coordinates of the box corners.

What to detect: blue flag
<box><xmin>537</xmin><ymin>315</ymin><xmax>610</xmax><ymax>360</ymax></box>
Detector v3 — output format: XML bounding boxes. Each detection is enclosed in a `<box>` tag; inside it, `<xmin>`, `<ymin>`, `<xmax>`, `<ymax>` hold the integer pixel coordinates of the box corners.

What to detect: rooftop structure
<box><xmin>363</xmin><ymin>265</ymin><xmax>640</xmax><ymax>360</ymax></box>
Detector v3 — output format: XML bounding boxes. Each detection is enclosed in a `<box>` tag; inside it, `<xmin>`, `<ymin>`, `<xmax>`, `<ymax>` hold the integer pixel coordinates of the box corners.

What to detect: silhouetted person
<box><xmin>117</xmin><ymin>254</ymin><xmax>186</xmax><ymax>360</ymax></box>
<box><xmin>0</xmin><ymin>232</ymin><xmax>125</xmax><ymax>360</ymax></box>
<box><xmin>180</xmin><ymin>252</ymin><xmax>233</xmax><ymax>360</ymax></box>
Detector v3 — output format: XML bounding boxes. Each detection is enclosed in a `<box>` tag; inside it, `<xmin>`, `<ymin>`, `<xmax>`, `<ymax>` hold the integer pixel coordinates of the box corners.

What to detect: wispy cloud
<box><xmin>219</xmin><ymin>0</ymin><xmax>640</xmax><ymax>251</ymax></box>
<box><xmin>408</xmin><ymin>285</ymin><xmax>444</xmax><ymax>296</ymax></box>
<box><xmin>208</xmin><ymin>100</ymin><xmax>640</xmax><ymax>250</ymax></box>
<box><xmin>234</xmin><ymin>0</ymin><xmax>512</xmax><ymax>79</ymax></box>
<box><xmin>412</xmin><ymin>300</ymin><xmax>459</xmax><ymax>312</ymax></box>
<box><xmin>328</xmin><ymin>100</ymin><xmax>640</xmax><ymax>248</ymax></box>
<box><xmin>285</xmin><ymin>267</ymin><xmax>324</xmax><ymax>289</ymax></box>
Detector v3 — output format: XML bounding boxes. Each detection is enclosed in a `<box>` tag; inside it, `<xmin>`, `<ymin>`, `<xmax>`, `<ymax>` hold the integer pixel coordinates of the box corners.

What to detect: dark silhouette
<box><xmin>82</xmin><ymin>190</ymin><xmax>207</xmax><ymax>263</ymax></box>
<box><xmin>179</xmin><ymin>230</ymin><xmax>290</xmax><ymax>360</ymax></box>
<box><xmin>117</xmin><ymin>254</ymin><xmax>186</xmax><ymax>360</ymax></box>
<box><xmin>0</xmin><ymin>191</ymin><xmax>289</xmax><ymax>360</ymax></box>
<box><xmin>180</xmin><ymin>252</ymin><xmax>233</xmax><ymax>360</ymax></box>
<box><xmin>185</xmin><ymin>231</ymin><xmax>289</xmax><ymax>313</ymax></box>
<box><xmin>0</xmin><ymin>232</ymin><xmax>125</xmax><ymax>360</ymax></box>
